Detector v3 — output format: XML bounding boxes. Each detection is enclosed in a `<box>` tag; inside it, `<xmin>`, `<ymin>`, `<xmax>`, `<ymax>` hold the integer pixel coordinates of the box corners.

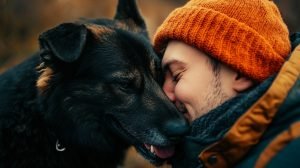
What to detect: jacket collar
<box><xmin>199</xmin><ymin>44</ymin><xmax>300</xmax><ymax>168</ymax></box>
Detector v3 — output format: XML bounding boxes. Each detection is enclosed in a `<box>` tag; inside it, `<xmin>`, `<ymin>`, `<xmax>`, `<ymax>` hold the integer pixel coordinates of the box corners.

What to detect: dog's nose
<box><xmin>164</xmin><ymin>119</ymin><xmax>189</xmax><ymax>138</ymax></box>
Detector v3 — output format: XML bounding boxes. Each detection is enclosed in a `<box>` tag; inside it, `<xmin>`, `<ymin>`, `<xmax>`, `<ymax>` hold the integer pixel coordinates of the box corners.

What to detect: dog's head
<box><xmin>37</xmin><ymin>0</ymin><xmax>188</xmax><ymax>164</ymax></box>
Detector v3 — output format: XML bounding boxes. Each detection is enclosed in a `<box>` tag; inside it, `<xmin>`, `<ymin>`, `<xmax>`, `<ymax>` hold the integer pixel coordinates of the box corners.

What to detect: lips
<box><xmin>144</xmin><ymin>144</ymin><xmax>175</xmax><ymax>159</ymax></box>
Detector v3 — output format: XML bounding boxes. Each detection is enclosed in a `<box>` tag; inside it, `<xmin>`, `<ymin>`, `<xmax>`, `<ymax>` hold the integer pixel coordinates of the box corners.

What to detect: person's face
<box><xmin>162</xmin><ymin>41</ymin><xmax>238</xmax><ymax>122</ymax></box>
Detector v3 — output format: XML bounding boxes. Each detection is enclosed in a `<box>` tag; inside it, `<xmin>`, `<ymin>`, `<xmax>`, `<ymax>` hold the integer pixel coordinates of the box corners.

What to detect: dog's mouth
<box><xmin>107</xmin><ymin>116</ymin><xmax>175</xmax><ymax>164</ymax></box>
<box><xmin>144</xmin><ymin>144</ymin><xmax>175</xmax><ymax>159</ymax></box>
<box><xmin>135</xmin><ymin>143</ymin><xmax>175</xmax><ymax>164</ymax></box>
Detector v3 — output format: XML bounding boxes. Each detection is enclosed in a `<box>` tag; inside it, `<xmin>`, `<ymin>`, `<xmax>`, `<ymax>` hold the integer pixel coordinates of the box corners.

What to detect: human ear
<box><xmin>232</xmin><ymin>73</ymin><xmax>254</xmax><ymax>93</ymax></box>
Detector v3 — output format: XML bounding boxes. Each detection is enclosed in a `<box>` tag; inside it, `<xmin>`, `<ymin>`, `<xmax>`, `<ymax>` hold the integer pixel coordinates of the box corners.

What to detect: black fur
<box><xmin>0</xmin><ymin>0</ymin><xmax>188</xmax><ymax>168</ymax></box>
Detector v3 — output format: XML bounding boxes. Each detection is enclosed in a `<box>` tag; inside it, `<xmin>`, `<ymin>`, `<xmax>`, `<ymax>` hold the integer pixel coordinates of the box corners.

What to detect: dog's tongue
<box><xmin>154</xmin><ymin>146</ymin><xmax>175</xmax><ymax>159</ymax></box>
<box><xmin>145</xmin><ymin>144</ymin><xmax>175</xmax><ymax>159</ymax></box>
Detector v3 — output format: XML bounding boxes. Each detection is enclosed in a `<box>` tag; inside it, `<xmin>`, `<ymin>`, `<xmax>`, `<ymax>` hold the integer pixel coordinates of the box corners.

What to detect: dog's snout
<box><xmin>164</xmin><ymin>119</ymin><xmax>189</xmax><ymax>139</ymax></box>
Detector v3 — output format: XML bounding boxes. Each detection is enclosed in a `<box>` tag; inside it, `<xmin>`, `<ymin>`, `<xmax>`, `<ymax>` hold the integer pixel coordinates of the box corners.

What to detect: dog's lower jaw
<box><xmin>106</xmin><ymin>116</ymin><xmax>174</xmax><ymax>165</ymax></box>
<box><xmin>135</xmin><ymin>145</ymin><xmax>166</xmax><ymax>166</ymax></box>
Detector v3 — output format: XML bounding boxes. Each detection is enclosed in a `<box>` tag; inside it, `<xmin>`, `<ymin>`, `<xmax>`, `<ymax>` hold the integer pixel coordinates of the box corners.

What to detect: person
<box><xmin>153</xmin><ymin>0</ymin><xmax>300</xmax><ymax>167</ymax></box>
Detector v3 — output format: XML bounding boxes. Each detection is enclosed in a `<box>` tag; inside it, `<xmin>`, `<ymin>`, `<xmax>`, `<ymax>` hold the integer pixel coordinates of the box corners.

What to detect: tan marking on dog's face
<box><xmin>115</xmin><ymin>20</ymin><xmax>143</xmax><ymax>33</ymax></box>
<box><xmin>115</xmin><ymin>21</ymin><xmax>129</xmax><ymax>30</ymax></box>
<box><xmin>86</xmin><ymin>25</ymin><xmax>114</xmax><ymax>40</ymax></box>
<box><xmin>36</xmin><ymin>66</ymin><xmax>54</xmax><ymax>93</ymax></box>
<box><xmin>149</xmin><ymin>59</ymin><xmax>156</xmax><ymax>78</ymax></box>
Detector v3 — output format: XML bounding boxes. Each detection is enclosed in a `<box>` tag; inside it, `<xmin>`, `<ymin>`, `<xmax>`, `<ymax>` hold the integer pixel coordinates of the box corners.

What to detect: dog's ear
<box><xmin>114</xmin><ymin>0</ymin><xmax>148</xmax><ymax>38</ymax></box>
<box><xmin>39</xmin><ymin>23</ymin><xmax>87</xmax><ymax>63</ymax></box>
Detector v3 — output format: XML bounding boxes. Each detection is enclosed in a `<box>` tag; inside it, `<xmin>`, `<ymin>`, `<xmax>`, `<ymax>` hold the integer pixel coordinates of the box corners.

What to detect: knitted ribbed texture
<box><xmin>153</xmin><ymin>0</ymin><xmax>291</xmax><ymax>82</ymax></box>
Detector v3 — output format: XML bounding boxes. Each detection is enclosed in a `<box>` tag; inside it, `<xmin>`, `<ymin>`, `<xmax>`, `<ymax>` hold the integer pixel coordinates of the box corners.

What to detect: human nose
<box><xmin>162</xmin><ymin>71</ymin><xmax>176</xmax><ymax>102</ymax></box>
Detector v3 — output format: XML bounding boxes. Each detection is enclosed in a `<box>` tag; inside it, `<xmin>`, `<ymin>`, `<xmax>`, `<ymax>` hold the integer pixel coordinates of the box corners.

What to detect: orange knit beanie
<box><xmin>154</xmin><ymin>0</ymin><xmax>291</xmax><ymax>82</ymax></box>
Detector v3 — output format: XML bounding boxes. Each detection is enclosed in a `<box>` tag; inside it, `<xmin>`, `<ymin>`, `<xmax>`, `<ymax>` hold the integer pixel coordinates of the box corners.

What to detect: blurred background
<box><xmin>0</xmin><ymin>0</ymin><xmax>299</xmax><ymax>167</ymax></box>
<box><xmin>0</xmin><ymin>0</ymin><xmax>187</xmax><ymax>73</ymax></box>
<box><xmin>0</xmin><ymin>0</ymin><xmax>299</xmax><ymax>74</ymax></box>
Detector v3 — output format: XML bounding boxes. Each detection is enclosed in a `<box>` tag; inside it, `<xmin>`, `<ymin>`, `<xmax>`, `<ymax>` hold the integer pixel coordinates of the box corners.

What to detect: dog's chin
<box><xmin>107</xmin><ymin>116</ymin><xmax>175</xmax><ymax>165</ymax></box>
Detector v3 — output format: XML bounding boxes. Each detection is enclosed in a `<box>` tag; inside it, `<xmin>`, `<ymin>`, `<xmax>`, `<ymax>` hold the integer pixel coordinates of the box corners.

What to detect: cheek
<box><xmin>174</xmin><ymin>80</ymin><xmax>197</xmax><ymax>103</ymax></box>
<box><xmin>174</xmin><ymin>74</ymin><xmax>211</xmax><ymax>104</ymax></box>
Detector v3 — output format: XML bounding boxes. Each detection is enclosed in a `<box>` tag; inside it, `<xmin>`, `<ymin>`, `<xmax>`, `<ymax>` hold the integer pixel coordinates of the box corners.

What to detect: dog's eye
<box><xmin>112</xmin><ymin>73</ymin><xmax>141</xmax><ymax>93</ymax></box>
<box><xmin>117</xmin><ymin>80</ymin><xmax>133</xmax><ymax>92</ymax></box>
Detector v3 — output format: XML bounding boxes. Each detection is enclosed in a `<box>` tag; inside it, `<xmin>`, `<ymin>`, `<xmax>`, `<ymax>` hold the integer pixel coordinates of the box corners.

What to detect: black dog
<box><xmin>0</xmin><ymin>0</ymin><xmax>188</xmax><ymax>167</ymax></box>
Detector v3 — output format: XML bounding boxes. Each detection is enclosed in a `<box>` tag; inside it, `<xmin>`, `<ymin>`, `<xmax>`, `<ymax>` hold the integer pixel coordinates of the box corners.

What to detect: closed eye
<box><xmin>172</xmin><ymin>72</ymin><xmax>180</xmax><ymax>82</ymax></box>
<box><xmin>172</xmin><ymin>69</ymin><xmax>185</xmax><ymax>83</ymax></box>
<box><xmin>163</xmin><ymin>59</ymin><xmax>186</xmax><ymax>83</ymax></box>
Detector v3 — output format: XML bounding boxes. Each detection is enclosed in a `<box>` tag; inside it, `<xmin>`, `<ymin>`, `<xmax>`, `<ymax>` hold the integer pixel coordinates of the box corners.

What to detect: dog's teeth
<box><xmin>150</xmin><ymin>145</ymin><xmax>154</xmax><ymax>153</ymax></box>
